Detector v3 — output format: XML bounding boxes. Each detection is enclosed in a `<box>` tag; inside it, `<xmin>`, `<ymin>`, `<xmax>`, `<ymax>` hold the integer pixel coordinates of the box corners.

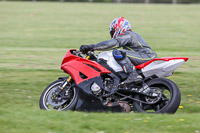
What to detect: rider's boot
<box><xmin>117</xmin><ymin>56</ymin><xmax>142</xmax><ymax>85</ymax></box>
<box><xmin>121</xmin><ymin>69</ymin><xmax>142</xmax><ymax>85</ymax></box>
<box><xmin>113</xmin><ymin>49</ymin><xmax>142</xmax><ymax>85</ymax></box>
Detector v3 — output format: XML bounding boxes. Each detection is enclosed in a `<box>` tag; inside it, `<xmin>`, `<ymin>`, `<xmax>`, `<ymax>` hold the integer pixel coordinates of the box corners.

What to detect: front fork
<box><xmin>59</xmin><ymin>77</ymin><xmax>72</xmax><ymax>90</ymax></box>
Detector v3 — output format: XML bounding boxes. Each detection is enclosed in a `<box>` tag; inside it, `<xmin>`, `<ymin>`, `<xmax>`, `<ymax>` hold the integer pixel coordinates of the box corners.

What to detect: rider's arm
<box><xmin>91</xmin><ymin>39</ymin><xmax>119</xmax><ymax>51</ymax></box>
<box><xmin>91</xmin><ymin>32</ymin><xmax>137</xmax><ymax>50</ymax></box>
<box><xmin>80</xmin><ymin>32</ymin><xmax>138</xmax><ymax>53</ymax></box>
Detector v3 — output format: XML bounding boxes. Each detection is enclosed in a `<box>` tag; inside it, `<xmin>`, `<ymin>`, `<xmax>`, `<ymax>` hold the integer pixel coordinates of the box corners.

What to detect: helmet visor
<box><xmin>110</xmin><ymin>31</ymin><xmax>115</xmax><ymax>38</ymax></box>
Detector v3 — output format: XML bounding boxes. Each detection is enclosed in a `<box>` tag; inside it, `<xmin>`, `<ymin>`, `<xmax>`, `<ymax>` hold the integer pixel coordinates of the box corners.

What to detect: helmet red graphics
<box><xmin>109</xmin><ymin>17</ymin><xmax>131</xmax><ymax>39</ymax></box>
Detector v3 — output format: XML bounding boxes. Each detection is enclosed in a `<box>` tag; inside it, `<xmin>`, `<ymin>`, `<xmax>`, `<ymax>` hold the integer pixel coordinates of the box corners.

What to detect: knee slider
<box><xmin>113</xmin><ymin>49</ymin><xmax>124</xmax><ymax>60</ymax></box>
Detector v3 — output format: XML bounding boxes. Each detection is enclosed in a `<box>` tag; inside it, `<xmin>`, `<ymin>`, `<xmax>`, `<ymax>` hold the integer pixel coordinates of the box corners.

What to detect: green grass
<box><xmin>0</xmin><ymin>1</ymin><xmax>200</xmax><ymax>133</ymax></box>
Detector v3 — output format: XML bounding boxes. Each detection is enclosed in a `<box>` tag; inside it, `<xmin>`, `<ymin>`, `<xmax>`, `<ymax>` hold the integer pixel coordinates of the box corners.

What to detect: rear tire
<box><xmin>39</xmin><ymin>78</ymin><xmax>78</xmax><ymax>111</ymax></box>
<box><xmin>133</xmin><ymin>78</ymin><xmax>181</xmax><ymax>114</ymax></box>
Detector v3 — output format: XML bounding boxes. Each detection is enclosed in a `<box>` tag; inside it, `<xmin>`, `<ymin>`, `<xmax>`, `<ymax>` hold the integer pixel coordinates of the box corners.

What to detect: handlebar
<box><xmin>72</xmin><ymin>50</ymin><xmax>96</xmax><ymax>60</ymax></box>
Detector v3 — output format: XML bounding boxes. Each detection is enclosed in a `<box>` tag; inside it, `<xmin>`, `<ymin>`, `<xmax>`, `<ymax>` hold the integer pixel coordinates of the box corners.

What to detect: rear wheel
<box><xmin>133</xmin><ymin>78</ymin><xmax>181</xmax><ymax>114</ymax></box>
<box><xmin>39</xmin><ymin>78</ymin><xmax>78</xmax><ymax>111</ymax></box>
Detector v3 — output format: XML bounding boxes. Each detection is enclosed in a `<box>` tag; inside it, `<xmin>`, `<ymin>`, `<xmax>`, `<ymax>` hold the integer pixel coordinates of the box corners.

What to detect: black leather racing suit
<box><xmin>91</xmin><ymin>31</ymin><xmax>157</xmax><ymax>66</ymax></box>
<box><xmin>81</xmin><ymin>31</ymin><xmax>158</xmax><ymax>84</ymax></box>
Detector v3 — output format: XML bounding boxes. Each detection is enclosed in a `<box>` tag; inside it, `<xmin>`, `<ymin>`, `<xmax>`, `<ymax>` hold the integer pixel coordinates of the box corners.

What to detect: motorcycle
<box><xmin>39</xmin><ymin>49</ymin><xmax>188</xmax><ymax>113</ymax></box>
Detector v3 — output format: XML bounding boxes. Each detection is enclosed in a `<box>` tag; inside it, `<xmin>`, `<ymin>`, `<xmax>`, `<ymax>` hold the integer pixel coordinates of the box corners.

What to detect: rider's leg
<box><xmin>113</xmin><ymin>49</ymin><xmax>142</xmax><ymax>85</ymax></box>
<box><xmin>122</xmin><ymin>49</ymin><xmax>157</xmax><ymax>66</ymax></box>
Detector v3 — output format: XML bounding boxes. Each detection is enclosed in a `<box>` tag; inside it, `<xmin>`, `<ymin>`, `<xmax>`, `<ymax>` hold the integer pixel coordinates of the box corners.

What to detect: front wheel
<box><xmin>39</xmin><ymin>78</ymin><xmax>78</xmax><ymax>111</ymax></box>
<box><xmin>133</xmin><ymin>78</ymin><xmax>181</xmax><ymax>114</ymax></box>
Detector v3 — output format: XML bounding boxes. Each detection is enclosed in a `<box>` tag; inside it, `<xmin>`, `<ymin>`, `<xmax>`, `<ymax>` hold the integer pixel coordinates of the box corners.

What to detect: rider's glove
<box><xmin>80</xmin><ymin>44</ymin><xmax>94</xmax><ymax>54</ymax></box>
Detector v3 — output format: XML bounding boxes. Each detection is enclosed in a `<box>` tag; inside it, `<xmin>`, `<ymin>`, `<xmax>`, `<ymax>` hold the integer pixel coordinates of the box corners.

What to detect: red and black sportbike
<box><xmin>40</xmin><ymin>49</ymin><xmax>188</xmax><ymax>113</ymax></box>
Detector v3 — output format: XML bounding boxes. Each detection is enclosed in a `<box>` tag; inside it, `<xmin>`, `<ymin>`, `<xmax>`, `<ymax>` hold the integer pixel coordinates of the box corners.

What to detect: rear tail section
<box><xmin>136</xmin><ymin>57</ymin><xmax>188</xmax><ymax>78</ymax></box>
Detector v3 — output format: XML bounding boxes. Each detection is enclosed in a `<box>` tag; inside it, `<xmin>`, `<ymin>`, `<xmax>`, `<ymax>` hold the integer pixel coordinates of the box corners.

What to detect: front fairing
<box><xmin>61</xmin><ymin>49</ymin><xmax>111</xmax><ymax>85</ymax></box>
<box><xmin>60</xmin><ymin>50</ymin><xmax>123</xmax><ymax>112</ymax></box>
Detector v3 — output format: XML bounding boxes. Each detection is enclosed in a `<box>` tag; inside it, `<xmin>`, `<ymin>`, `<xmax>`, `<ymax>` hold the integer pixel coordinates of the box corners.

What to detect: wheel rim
<box><xmin>43</xmin><ymin>81</ymin><xmax>76</xmax><ymax>111</ymax></box>
<box><xmin>136</xmin><ymin>84</ymin><xmax>172</xmax><ymax>113</ymax></box>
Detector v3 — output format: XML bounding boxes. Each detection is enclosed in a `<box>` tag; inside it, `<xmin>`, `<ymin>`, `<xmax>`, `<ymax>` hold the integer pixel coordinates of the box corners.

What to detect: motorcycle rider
<box><xmin>80</xmin><ymin>17</ymin><xmax>157</xmax><ymax>85</ymax></box>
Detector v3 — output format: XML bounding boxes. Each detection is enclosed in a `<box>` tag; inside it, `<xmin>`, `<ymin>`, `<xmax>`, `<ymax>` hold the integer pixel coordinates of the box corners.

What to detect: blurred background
<box><xmin>0</xmin><ymin>0</ymin><xmax>200</xmax><ymax>133</ymax></box>
<box><xmin>1</xmin><ymin>0</ymin><xmax>200</xmax><ymax>3</ymax></box>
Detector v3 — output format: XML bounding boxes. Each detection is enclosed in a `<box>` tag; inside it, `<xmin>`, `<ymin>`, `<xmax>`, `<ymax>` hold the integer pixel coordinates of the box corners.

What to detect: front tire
<box><xmin>39</xmin><ymin>78</ymin><xmax>78</xmax><ymax>111</ymax></box>
<box><xmin>133</xmin><ymin>78</ymin><xmax>181</xmax><ymax>114</ymax></box>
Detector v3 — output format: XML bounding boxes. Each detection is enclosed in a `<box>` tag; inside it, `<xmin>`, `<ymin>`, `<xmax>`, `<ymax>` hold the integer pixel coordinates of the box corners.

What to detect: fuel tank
<box><xmin>97</xmin><ymin>51</ymin><xmax>123</xmax><ymax>72</ymax></box>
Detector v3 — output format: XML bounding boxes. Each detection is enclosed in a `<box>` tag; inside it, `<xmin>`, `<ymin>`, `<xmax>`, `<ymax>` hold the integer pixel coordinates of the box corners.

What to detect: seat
<box><xmin>135</xmin><ymin>57</ymin><xmax>188</xmax><ymax>69</ymax></box>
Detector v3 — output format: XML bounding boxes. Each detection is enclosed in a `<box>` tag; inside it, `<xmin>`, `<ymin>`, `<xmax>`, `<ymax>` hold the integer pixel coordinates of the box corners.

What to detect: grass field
<box><xmin>0</xmin><ymin>1</ymin><xmax>200</xmax><ymax>133</ymax></box>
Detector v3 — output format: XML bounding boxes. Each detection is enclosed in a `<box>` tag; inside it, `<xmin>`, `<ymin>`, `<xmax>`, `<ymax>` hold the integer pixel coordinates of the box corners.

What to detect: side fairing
<box><xmin>75</xmin><ymin>76</ymin><xmax>123</xmax><ymax>112</ymax></box>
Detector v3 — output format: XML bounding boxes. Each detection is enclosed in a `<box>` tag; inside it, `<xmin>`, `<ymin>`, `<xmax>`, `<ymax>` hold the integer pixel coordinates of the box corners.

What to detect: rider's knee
<box><xmin>113</xmin><ymin>49</ymin><xmax>126</xmax><ymax>60</ymax></box>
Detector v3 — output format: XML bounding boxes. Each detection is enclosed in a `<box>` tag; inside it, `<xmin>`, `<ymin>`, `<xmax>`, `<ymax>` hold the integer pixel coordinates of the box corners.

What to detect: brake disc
<box><xmin>47</xmin><ymin>87</ymin><xmax>67</xmax><ymax>107</ymax></box>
